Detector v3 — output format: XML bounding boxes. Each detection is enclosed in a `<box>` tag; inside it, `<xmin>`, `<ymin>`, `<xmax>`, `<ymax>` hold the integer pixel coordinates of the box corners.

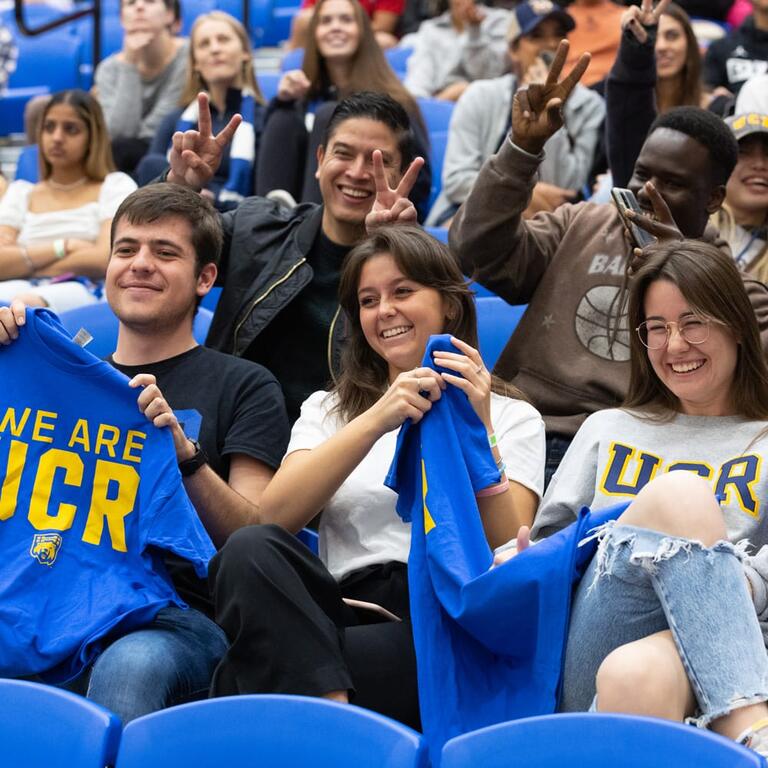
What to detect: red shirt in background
<box><xmin>300</xmin><ymin>0</ymin><xmax>405</xmax><ymax>15</ymax></box>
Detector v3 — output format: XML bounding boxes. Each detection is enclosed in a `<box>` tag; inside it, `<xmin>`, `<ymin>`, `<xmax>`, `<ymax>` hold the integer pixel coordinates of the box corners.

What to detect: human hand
<box><xmin>453</xmin><ymin>0</ymin><xmax>485</xmax><ymax>26</ymax></box>
<box><xmin>167</xmin><ymin>92</ymin><xmax>242</xmax><ymax>190</ymax></box>
<box><xmin>525</xmin><ymin>181</ymin><xmax>577</xmax><ymax>217</ymax></box>
<box><xmin>620</xmin><ymin>0</ymin><xmax>671</xmax><ymax>43</ymax></box>
<box><xmin>364</xmin><ymin>150</ymin><xmax>424</xmax><ymax>232</ymax></box>
<box><xmin>626</xmin><ymin>180</ymin><xmax>683</xmax><ymax>272</ymax></box>
<box><xmin>435</xmin><ymin>81</ymin><xmax>469</xmax><ymax>102</ymax></box>
<box><xmin>362</xmin><ymin>367</ymin><xmax>445</xmax><ymax>435</ymax></box>
<box><xmin>511</xmin><ymin>40</ymin><xmax>591</xmax><ymax>156</ymax></box>
<box><xmin>0</xmin><ymin>298</ymin><xmax>27</xmax><ymax>345</ymax></box>
<box><xmin>432</xmin><ymin>336</ymin><xmax>492</xmax><ymax>430</ymax></box>
<box><xmin>492</xmin><ymin>525</ymin><xmax>531</xmax><ymax>567</ymax></box>
<box><xmin>277</xmin><ymin>69</ymin><xmax>311</xmax><ymax>102</ymax></box>
<box><xmin>122</xmin><ymin>30</ymin><xmax>154</xmax><ymax>63</ymax></box>
<box><xmin>128</xmin><ymin>373</ymin><xmax>195</xmax><ymax>461</ymax></box>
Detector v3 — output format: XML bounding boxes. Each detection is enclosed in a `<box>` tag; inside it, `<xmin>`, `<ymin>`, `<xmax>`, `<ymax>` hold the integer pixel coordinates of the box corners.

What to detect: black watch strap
<box><xmin>178</xmin><ymin>439</ymin><xmax>208</xmax><ymax>477</ymax></box>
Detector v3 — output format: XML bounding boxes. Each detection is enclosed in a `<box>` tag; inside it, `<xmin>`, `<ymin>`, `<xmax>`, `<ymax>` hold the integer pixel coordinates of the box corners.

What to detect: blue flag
<box><xmin>385</xmin><ymin>335</ymin><xmax>626</xmax><ymax>761</ymax></box>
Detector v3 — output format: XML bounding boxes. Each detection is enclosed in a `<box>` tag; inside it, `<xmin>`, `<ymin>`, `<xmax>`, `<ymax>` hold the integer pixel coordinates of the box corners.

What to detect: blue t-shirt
<box><xmin>0</xmin><ymin>309</ymin><xmax>215</xmax><ymax>682</ymax></box>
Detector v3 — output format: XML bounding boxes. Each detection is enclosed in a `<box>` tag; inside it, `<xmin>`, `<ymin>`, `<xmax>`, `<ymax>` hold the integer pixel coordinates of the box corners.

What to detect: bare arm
<box><xmin>259</xmin><ymin>368</ymin><xmax>445</xmax><ymax>533</ymax></box>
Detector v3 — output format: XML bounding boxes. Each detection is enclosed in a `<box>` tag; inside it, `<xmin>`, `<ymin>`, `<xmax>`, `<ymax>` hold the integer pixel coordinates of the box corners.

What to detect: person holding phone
<box><xmin>450</xmin><ymin>40</ymin><xmax>768</xmax><ymax>487</ymax></box>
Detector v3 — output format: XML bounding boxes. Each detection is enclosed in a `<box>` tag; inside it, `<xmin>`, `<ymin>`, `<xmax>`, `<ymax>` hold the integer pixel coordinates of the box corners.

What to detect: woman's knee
<box><xmin>620</xmin><ymin>472</ymin><xmax>727</xmax><ymax>545</ymax></box>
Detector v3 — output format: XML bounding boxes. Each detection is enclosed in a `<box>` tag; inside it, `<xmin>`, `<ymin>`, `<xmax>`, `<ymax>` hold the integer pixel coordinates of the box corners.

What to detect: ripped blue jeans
<box><xmin>560</xmin><ymin>522</ymin><xmax>768</xmax><ymax>725</ymax></box>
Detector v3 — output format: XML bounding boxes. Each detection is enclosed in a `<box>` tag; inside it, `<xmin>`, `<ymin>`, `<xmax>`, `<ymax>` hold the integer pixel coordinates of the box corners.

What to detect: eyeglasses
<box><xmin>636</xmin><ymin>317</ymin><xmax>719</xmax><ymax>349</ymax></box>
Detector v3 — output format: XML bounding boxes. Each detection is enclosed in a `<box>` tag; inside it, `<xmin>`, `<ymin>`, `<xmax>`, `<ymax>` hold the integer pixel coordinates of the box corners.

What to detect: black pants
<box><xmin>209</xmin><ymin>524</ymin><xmax>420</xmax><ymax>729</ymax></box>
<box><xmin>544</xmin><ymin>433</ymin><xmax>573</xmax><ymax>491</ymax></box>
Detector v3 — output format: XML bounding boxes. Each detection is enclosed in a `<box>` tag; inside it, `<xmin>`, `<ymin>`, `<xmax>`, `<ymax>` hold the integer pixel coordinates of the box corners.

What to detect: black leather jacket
<box><xmin>205</xmin><ymin>197</ymin><xmax>346</xmax><ymax>380</ymax></box>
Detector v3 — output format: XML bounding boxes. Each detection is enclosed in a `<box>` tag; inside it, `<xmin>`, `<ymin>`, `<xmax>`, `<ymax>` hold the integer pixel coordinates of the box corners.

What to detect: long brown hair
<box><xmin>38</xmin><ymin>89</ymin><xmax>114</xmax><ymax>182</ymax></box>
<box><xmin>332</xmin><ymin>226</ymin><xmax>524</xmax><ymax>422</ymax></box>
<box><xmin>656</xmin><ymin>4</ymin><xmax>702</xmax><ymax>113</ymax></box>
<box><xmin>624</xmin><ymin>240</ymin><xmax>768</xmax><ymax>419</ymax></box>
<box><xmin>180</xmin><ymin>11</ymin><xmax>264</xmax><ymax>105</ymax></box>
<box><xmin>302</xmin><ymin>0</ymin><xmax>425</xmax><ymax>134</ymax></box>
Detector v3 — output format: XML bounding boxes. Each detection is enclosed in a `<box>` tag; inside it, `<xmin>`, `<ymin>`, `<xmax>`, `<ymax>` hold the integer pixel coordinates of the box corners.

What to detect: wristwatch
<box><xmin>178</xmin><ymin>439</ymin><xmax>209</xmax><ymax>477</ymax></box>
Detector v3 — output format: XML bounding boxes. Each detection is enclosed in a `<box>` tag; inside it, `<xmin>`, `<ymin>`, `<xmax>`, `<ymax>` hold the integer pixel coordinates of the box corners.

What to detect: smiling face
<box><xmin>40</xmin><ymin>102</ymin><xmax>90</xmax><ymax>172</ymax></box>
<box><xmin>643</xmin><ymin>278</ymin><xmax>739</xmax><ymax>416</ymax></box>
<box><xmin>358</xmin><ymin>252</ymin><xmax>448</xmax><ymax>380</ymax></box>
<box><xmin>509</xmin><ymin>18</ymin><xmax>567</xmax><ymax>74</ymax></box>
<box><xmin>106</xmin><ymin>216</ymin><xmax>216</xmax><ymax>332</ymax></box>
<box><xmin>655</xmin><ymin>13</ymin><xmax>688</xmax><ymax>80</ymax></box>
<box><xmin>316</xmin><ymin>116</ymin><xmax>403</xmax><ymax>245</ymax></box>
<box><xmin>314</xmin><ymin>0</ymin><xmax>360</xmax><ymax>62</ymax></box>
<box><xmin>192</xmin><ymin>17</ymin><xmax>249</xmax><ymax>88</ymax></box>
<box><xmin>725</xmin><ymin>134</ymin><xmax>768</xmax><ymax>225</ymax></box>
<box><xmin>628</xmin><ymin>127</ymin><xmax>724</xmax><ymax>238</ymax></box>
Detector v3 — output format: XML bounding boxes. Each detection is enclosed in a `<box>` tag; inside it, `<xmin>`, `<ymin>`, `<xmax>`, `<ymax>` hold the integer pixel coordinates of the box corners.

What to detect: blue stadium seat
<box><xmin>385</xmin><ymin>45</ymin><xmax>412</xmax><ymax>78</ymax></box>
<box><xmin>0</xmin><ymin>679</ymin><xmax>121</xmax><ymax>768</ymax></box>
<box><xmin>475</xmin><ymin>296</ymin><xmax>525</xmax><ymax>369</ymax></box>
<box><xmin>116</xmin><ymin>694</ymin><xmax>428</xmax><ymax>768</ymax></box>
<box><xmin>252</xmin><ymin>0</ymin><xmax>299</xmax><ymax>47</ymax></box>
<box><xmin>416</xmin><ymin>97</ymin><xmax>454</xmax><ymax>135</ymax></box>
<box><xmin>280</xmin><ymin>46</ymin><xmax>304</xmax><ymax>71</ymax></box>
<box><xmin>257</xmin><ymin>71</ymin><xmax>281</xmax><ymax>101</ymax></box>
<box><xmin>58</xmin><ymin>302</ymin><xmax>214</xmax><ymax>359</ymax></box>
<box><xmin>14</xmin><ymin>144</ymin><xmax>39</xmax><ymax>182</ymax></box>
<box><xmin>297</xmin><ymin>526</ymin><xmax>319</xmax><ymax>554</ymax></box>
<box><xmin>423</xmin><ymin>226</ymin><xmax>447</xmax><ymax>244</ymax></box>
<box><xmin>199</xmin><ymin>285</ymin><xmax>222</xmax><ymax>312</ymax></box>
<box><xmin>442</xmin><ymin>713</ymin><xmax>766</xmax><ymax>768</ymax></box>
<box><xmin>427</xmin><ymin>129</ymin><xmax>447</xmax><ymax>211</ymax></box>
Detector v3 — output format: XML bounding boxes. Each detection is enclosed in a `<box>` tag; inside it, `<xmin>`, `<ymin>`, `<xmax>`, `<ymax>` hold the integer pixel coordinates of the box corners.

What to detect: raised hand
<box><xmin>364</xmin><ymin>150</ymin><xmax>425</xmax><ymax>232</ymax></box>
<box><xmin>511</xmin><ymin>39</ymin><xmax>591</xmax><ymax>156</ymax></box>
<box><xmin>626</xmin><ymin>180</ymin><xmax>683</xmax><ymax>272</ymax></box>
<box><xmin>621</xmin><ymin>0</ymin><xmax>672</xmax><ymax>43</ymax></box>
<box><xmin>167</xmin><ymin>92</ymin><xmax>242</xmax><ymax>190</ymax></box>
<box><xmin>277</xmin><ymin>69</ymin><xmax>311</xmax><ymax>102</ymax></box>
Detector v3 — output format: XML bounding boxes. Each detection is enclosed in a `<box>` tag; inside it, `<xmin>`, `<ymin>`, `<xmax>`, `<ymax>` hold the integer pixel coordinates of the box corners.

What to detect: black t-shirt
<box><xmin>110</xmin><ymin>345</ymin><xmax>290</xmax><ymax>615</ymax></box>
<box><xmin>246</xmin><ymin>230</ymin><xmax>351</xmax><ymax>423</ymax></box>
<box><xmin>703</xmin><ymin>17</ymin><xmax>768</xmax><ymax>94</ymax></box>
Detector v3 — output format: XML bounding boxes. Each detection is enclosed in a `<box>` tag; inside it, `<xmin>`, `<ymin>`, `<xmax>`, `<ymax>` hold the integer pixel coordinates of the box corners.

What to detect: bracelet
<box><xmin>53</xmin><ymin>239</ymin><xmax>67</xmax><ymax>261</ymax></box>
<box><xmin>487</xmin><ymin>432</ymin><xmax>497</xmax><ymax>449</ymax></box>
<box><xmin>476</xmin><ymin>475</ymin><xmax>510</xmax><ymax>498</ymax></box>
<box><xmin>18</xmin><ymin>244</ymin><xmax>34</xmax><ymax>277</ymax></box>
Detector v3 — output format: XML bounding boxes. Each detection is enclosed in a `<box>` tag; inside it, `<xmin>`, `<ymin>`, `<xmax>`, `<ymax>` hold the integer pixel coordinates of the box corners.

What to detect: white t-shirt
<box><xmin>0</xmin><ymin>172</ymin><xmax>137</xmax><ymax>243</ymax></box>
<box><xmin>287</xmin><ymin>390</ymin><xmax>545</xmax><ymax>581</ymax></box>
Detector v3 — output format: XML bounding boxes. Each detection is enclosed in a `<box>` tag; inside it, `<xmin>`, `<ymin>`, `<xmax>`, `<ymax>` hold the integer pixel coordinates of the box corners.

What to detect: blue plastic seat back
<box><xmin>257</xmin><ymin>71</ymin><xmax>281</xmax><ymax>101</ymax></box>
<box><xmin>58</xmin><ymin>302</ymin><xmax>213</xmax><ymax>359</ymax></box>
<box><xmin>427</xmin><ymin>129</ymin><xmax>447</xmax><ymax>210</ymax></box>
<box><xmin>8</xmin><ymin>29</ymin><xmax>82</xmax><ymax>90</ymax></box>
<box><xmin>0</xmin><ymin>679</ymin><xmax>121</xmax><ymax>768</ymax></box>
<box><xmin>442</xmin><ymin>713</ymin><xmax>767</xmax><ymax>768</ymax></box>
<box><xmin>116</xmin><ymin>694</ymin><xmax>428</xmax><ymax>768</ymax></box>
<box><xmin>475</xmin><ymin>296</ymin><xmax>525</xmax><ymax>370</ymax></box>
<box><xmin>14</xmin><ymin>144</ymin><xmax>39</xmax><ymax>182</ymax></box>
<box><xmin>296</xmin><ymin>526</ymin><xmax>319</xmax><ymax>554</ymax></box>
<box><xmin>423</xmin><ymin>226</ymin><xmax>447</xmax><ymax>244</ymax></box>
<box><xmin>385</xmin><ymin>45</ymin><xmax>412</xmax><ymax>78</ymax></box>
<box><xmin>281</xmin><ymin>46</ymin><xmax>304</xmax><ymax>71</ymax></box>
<box><xmin>416</xmin><ymin>97</ymin><xmax>454</xmax><ymax>135</ymax></box>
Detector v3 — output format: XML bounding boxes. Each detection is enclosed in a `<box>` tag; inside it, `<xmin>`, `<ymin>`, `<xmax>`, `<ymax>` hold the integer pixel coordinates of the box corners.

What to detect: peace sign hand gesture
<box><xmin>511</xmin><ymin>40</ymin><xmax>591</xmax><ymax>156</ymax></box>
<box><xmin>365</xmin><ymin>150</ymin><xmax>425</xmax><ymax>233</ymax></box>
<box><xmin>167</xmin><ymin>92</ymin><xmax>243</xmax><ymax>190</ymax></box>
<box><xmin>621</xmin><ymin>0</ymin><xmax>671</xmax><ymax>43</ymax></box>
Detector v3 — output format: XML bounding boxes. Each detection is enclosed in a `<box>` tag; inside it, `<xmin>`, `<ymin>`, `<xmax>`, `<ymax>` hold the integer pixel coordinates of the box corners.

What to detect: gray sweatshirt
<box><xmin>95</xmin><ymin>40</ymin><xmax>188</xmax><ymax>141</ymax></box>
<box><xmin>531</xmin><ymin>407</ymin><xmax>768</xmax><ymax>644</ymax></box>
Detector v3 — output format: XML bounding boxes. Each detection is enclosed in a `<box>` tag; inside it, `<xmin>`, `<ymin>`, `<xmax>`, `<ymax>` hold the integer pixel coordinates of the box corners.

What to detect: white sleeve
<box><xmin>284</xmin><ymin>390</ymin><xmax>341</xmax><ymax>457</ymax></box>
<box><xmin>530</xmin><ymin>413</ymin><xmax>602</xmax><ymax>540</ymax></box>
<box><xmin>0</xmin><ymin>180</ymin><xmax>33</xmax><ymax>231</ymax></box>
<box><xmin>492</xmin><ymin>395</ymin><xmax>546</xmax><ymax>499</ymax></box>
<box><xmin>403</xmin><ymin>25</ymin><xmax>441</xmax><ymax>98</ymax></box>
<box><xmin>97</xmin><ymin>173</ymin><xmax>138</xmax><ymax>220</ymax></box>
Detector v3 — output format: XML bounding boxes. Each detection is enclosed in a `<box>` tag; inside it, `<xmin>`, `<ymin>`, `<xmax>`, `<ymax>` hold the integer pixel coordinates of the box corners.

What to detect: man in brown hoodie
<box><xmin>450</xmin><ymin>41</ymin><xmax>768</xmax><ymax>485</ymax></box>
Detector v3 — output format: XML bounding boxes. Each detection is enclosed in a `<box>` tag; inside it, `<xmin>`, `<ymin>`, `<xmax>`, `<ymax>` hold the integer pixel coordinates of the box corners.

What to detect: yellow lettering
<box><xmin>0</xmin><ymin>407</ymin><xmax>31</xmax><ymax>437</ymax></box>
<box><xmin>83</xmin><ymin>460</ymin><xmax>138</xmax><ymax>552</ymax></box>
<box><xmin>31</xmin><ymin>410</ymin><xmax>58</xmax><ymax>444</ymax></box>
<box><xmin>28</xmin><ymin>448</ymin><xmax>83</xmax><ymax>531</ymax></box>
<box><xmin>122</xmin><ymin>430</ymin><xmax>146</xmax><ymax>464</ymax></box>
<box><xmin>67</xmin><ymin>419</ymin><xmax>91</xmax><ymax>452</ymax></box>
<box><xmin>94</xmin><ymin>424</ymin><xmax>121</xmax><ymax>458</ymax></box>
<box><xmin>0</xmin><ymin>440</ymin><xmax>28</xmax><ymax>520</ymax></box>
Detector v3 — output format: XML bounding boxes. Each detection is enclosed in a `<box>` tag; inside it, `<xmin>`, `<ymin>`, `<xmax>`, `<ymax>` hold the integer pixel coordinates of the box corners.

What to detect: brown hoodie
<box><xmin>450</xmin><ymin>137</ymin><xmax>768</xmax><ymax>438</ymax></box>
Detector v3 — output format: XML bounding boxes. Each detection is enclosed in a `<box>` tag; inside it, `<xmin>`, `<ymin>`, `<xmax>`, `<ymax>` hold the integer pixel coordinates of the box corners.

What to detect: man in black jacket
<box><xmin>166</xmin><ymin>91</ymin><xmax>423</xmax><ymax>421</ymax></box>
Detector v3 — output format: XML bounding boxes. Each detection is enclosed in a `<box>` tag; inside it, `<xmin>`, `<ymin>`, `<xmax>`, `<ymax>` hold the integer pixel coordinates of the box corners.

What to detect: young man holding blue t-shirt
<box><xmin>0</xmin><ymin>184</ymin><xmax>290</xmax><ymax>722</ymax></box>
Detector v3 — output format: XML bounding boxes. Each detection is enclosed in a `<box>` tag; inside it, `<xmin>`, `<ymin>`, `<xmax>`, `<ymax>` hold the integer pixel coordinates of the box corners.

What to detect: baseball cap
<box><xmin>508</xmin><ymin>0</ymin><xmax>575</xmax><ymax>41</ymax></box>
<box><xmin>725</xmin><ymin>112</ymin><xmax>768</xmax><ymax>142</ymax></box>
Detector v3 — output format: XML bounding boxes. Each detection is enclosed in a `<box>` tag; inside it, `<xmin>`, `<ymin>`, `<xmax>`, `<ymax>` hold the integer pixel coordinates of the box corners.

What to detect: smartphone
<box><xmin>611</xmin><ymin>187</ymin><xmax>656</xmax><ymax>249</ymax></box>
